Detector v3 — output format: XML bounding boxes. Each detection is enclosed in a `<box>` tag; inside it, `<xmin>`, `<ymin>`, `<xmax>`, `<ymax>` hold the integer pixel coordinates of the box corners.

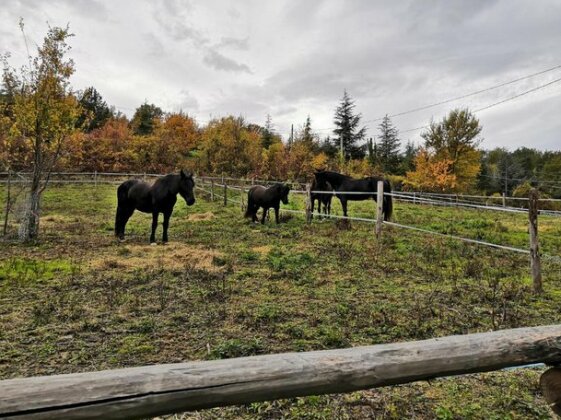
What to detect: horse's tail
<box><xmin>115</xmin><ymin>181</ymin><xmax>132</xmax><ymax>236</ymax></box>
<box><xmin>244</xmin><ymin>189</ymin><xmax>254</xmax><ymax>218</ymax></box>
<box><xmin>382</xmin><ymin>179</ymin><xmax>393</xmax><ymax>221</ymax></box>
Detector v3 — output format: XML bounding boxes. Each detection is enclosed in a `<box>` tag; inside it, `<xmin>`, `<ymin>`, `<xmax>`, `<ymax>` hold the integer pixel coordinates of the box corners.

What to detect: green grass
<box><xmin>1</xmin><ymin>182</ymin><xmax>561</xmax><ymax>418</ymax></box>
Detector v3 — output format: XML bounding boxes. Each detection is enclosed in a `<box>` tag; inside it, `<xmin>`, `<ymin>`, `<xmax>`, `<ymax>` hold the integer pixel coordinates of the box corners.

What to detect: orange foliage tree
<box><xmin>198</xmin><ymin>116</ymin><xmax>262</xmax><ymax>176</ymax></box>
<box><xmin>405</xmin><ymin>148</ymin><xmax>457</xmax><ymax>191</ymax></box>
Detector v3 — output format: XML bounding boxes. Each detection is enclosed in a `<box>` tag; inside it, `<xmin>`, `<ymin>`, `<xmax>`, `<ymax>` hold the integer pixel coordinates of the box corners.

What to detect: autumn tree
<box><xmin>131</xmin><ymin>102</ymin><xmax>163</xmax><ymax>135</ymax></box>
<box><xmin>421</xmin><ymin>108</ymin><xmax>482</xmax><ymax>191</ymax></box>
<box><xmin>405</xmin><ymin>148</ymin><xmax>457</xmax><ymax>192</ymax></box>
<box><xmin>1</xmin><ymin>23</ymin><xmax>80</xmax><ymax>241</ymax></box>
<box><xmin>199</xmin><ymin>116</ymin><xmax>262</xmax><ymax>176</ymax></box>
<box><xmin>134</xmin><ymin>112</ymin><xmax>200</xmax><ymax>172</ymax></box>
<box><xmin>333</xmin><ymin>90</ymin><xmax>366</xmax><ymax>160</ymax></box>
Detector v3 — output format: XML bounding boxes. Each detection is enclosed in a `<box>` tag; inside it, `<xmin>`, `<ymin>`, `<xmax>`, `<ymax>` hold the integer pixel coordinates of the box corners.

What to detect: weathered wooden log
<box><xmin>2</xmin><ymin>325</ymin><xmax>561</xmax><ymax>419</ymax></box>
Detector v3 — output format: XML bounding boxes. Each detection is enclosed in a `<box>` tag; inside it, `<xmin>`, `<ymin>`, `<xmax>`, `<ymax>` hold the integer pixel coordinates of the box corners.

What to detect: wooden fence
<box><xmin>2</xmin><ymin>325</ymin><xmax>561</xmax><ymax>419</ymax></box>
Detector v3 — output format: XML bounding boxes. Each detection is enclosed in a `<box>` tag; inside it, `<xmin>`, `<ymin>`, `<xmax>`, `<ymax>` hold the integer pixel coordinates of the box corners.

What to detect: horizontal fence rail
<box><xmin>2</xmin><ymin>325</ymin><xmax>561</xmax><ymax>419</ymax></box>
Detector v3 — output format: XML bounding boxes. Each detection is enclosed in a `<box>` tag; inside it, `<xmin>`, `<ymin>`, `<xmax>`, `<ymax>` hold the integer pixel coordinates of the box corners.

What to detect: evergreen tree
<box><xmin>319</xmin><ymin>135</ymin><xmax>338</xmax><ymax>158</ymax></box>
<box><xmin>131</xmin><ymin>102</ymin><xmax>163</xmax><ymax>136</ymax></box>
<box><xmin>332</xmin><ymin>90</ymin><xmax>366</xmax><ymax>160</ymax></box>
<box><xmin>476</xmin><ymin>152</ymin><xmax>493</xmax><ymax>193</ymax></box>
<box><xmin>261</xmin><ymin>114</ymin><xmax>274</xmax><ymax>149</ymax></box>
<box><xmin>76</xmin><ymin>87</ymin><xmax>113</xmax><ymax>132</ymax></box>
<box><xmin>399</xmin><ymin>140</ymin><xmax>417</xmax><ymax>174</ymax></box>
<box><xmin>366</xmin><ymin>138</ymin><xmax>379</xmax><ymax>167</ymax></box>
<box><xmin>301</xmin><ymin>115</ymin><xmax>314</xmax><ymax>145</ymax></box>
<box><xmin>377</xmin><ymin>115</ymin><xmax>401</xmax><ymax>173</ymax></box>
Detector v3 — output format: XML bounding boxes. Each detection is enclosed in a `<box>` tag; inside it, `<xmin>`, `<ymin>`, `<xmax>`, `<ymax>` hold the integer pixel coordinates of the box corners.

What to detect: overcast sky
<box><xmin>1</xmin><ymin>0</ymin><xmax>560</xmax><ymax>150</ymax></box>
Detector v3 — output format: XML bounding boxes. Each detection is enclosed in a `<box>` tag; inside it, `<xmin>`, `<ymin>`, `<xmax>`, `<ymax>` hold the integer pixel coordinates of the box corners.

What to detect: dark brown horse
<box><xmin>115</xmin><ymin>170</ymin><xmax>195</xmax><ymax>243</ymax></box>
<box><xmin>314</xmin><ymin>170</ymin><xmax>393</xmax><ymax>220</ymax></box>
<box><xmin>245</xmin><ymin>183</ymin><xmax>290</xmax><ymax>224</ymax></box>
<box><xmin>311</xmin><ymin>177</ymin><xmax>332</xmax><ymax>217</ymax></box>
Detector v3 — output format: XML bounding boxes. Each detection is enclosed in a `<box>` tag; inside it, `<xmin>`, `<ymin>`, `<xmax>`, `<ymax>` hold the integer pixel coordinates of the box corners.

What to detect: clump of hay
<box><xmin>89</xmin><ymin>242</ymin><xmax>224</xmax><ymax>272</ymax></box>
<box><xmin>188</xmin><ymin>212</ymin><xmax>215</xmax><ymax>222</ymax></box>
<box><xmin>252</xmin><ymin>245</ymin><xmax>272</xmax><ymax>255</ymax></box>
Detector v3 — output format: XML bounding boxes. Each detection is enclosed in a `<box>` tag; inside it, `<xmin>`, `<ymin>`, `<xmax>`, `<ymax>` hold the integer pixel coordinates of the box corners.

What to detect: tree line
<box><xmin>1</xmin><ymin>25</ymin><xmax>560</xmax><ymax>240</ymax></box>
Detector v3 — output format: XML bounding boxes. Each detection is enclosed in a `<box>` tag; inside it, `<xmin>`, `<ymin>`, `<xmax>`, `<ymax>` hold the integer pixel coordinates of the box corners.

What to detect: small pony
<box><xmin>245</xmin><ymin>183</ymin><xmax>290</xmax><ymax>224</ymax></box>
<box><xmin>311</xmin><ymin>177</ymin><xmax>332</xmax><ymax>218</ymax></box>
<box><xmin>115</xmin><ymin>170</ymin><xmax>195</xmax><ymax>243</ymax></box>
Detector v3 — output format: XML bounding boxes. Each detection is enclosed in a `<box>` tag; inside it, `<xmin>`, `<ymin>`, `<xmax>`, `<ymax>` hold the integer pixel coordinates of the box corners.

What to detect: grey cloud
<box><xmin>203</xmin><ymin>49</ymin><xmax>251</xmax><ymax>73</ymax></box>
<box><xmin>216</xmin><ymin>36</ymin><xmax>249</xmax><ymax>51</ymax></box>
<box><xmin>177</xmin><ymin>89</ymin><xmax>199</xmax><ymax>111</ymax></box>
<box><xmin>153</xmin><ymin>0</ymin><xmax>208</xmax><ymax>45</ymax></box>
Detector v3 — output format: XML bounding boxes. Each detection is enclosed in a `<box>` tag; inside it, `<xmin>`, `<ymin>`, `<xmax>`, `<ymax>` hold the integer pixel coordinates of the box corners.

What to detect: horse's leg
<box><xmin>261</xmin><ymin>207</ymin><xmax>268</xmax><ymax>224</ymax></box>
<box><xmin>274</xmin><ymin>205</ymin><xmax>280</xmax><ymax>224</ymax></box>
<box><xmin>162</xmin><ymin>210</ymin><xmax>171</xmax><ymax>243</ymax></box>
<box><xmin>117</xmin><ymin>206</ymin><xmax>134</xmax><ymax>240</ymax></box>
<box><xmin>311</xmin><ymin>197</ymin><xmax>316</xmax><ymax>220</ymax></box>
<box><xmin>150</xmin><ymin>212</ymin><xmax>159</xmax><ymax>244</ymax></box>
<box><xmin>341</xmin><ymin>198</ymin><xmax>348</xmax><ymax>217</ymax></box>
<box><xmin>252</xmin><ymin>206</ymin><xmax>258</xmax><ymax>223</ymax></box>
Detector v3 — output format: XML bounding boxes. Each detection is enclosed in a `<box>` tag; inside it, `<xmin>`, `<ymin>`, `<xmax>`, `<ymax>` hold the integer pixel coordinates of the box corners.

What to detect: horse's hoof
<box><xmin>118</xmin><ymin>237</ymin><xmax>125</xmax><ymax>243</ymax></box>
<box><xmin>150</xmin><ymin>242</ymin><xmax>157</xmax><ymax>246</ymax></box>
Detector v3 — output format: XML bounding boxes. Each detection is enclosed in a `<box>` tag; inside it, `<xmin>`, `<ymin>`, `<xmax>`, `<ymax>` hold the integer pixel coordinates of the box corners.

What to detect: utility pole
<box><xmin>289</xmin><ymin>124</ymin><xmax>294</xmax><ymax>148</ymax></box>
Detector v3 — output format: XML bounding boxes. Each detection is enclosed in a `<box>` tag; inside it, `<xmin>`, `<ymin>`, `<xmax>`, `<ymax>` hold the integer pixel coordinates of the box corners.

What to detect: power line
<box><xmin>473</xmin><ymin>76</ymin><xmax>561</xmax><ymax>113</ymax></box>
<box><xmin>400</xmin><ymin>75</ymin><xmax>561</xmax><ymax>134</ymax></box>
<box><xmin>313</xmin><ymin>63</ymin><xmax>561</xmax><ymax>134</ymax></box>
<box><xmin>364</xmin><ymin>64</ymin><xmax>561</xmax><ymax>123</ymax></box>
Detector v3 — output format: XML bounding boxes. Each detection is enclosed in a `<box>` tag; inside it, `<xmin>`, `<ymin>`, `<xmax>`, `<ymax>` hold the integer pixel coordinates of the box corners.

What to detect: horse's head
<box><xmin>313</xmin><ymin>171</ymin><xmax>329</xmax><ymax>189</ymax></box>
<box><xmin>179</xmin><ymin>170</ymin><xmax>196</xmax><ymax>206</ymax></box>
<box><xmin>278</xmin><ymin>183</ymin><xmax>290</xmax><ymax>205</ymax></box>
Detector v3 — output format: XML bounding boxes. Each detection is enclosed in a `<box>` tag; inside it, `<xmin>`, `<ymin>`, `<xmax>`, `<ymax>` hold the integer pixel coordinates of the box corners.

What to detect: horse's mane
<box><xmin>317</xmin><ymin>171</ymin><xmax>352</xmax><ymax>181</ymax></box>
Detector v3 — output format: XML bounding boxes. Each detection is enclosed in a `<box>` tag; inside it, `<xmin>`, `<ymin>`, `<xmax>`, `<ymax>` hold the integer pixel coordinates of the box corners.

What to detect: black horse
<box><xmin>311</xmin><ymin>177</ymin><xmax>332</xmax><ymax>217</ymax></box>
<box><xmin>314</xmin><ymin>170</ymin><xmax>393</xmax><ymax>221</ymax></box>
<box><xmin>115</xmin><ymin>170</ymin><xmax>195</xmax><ymax>243</ymax></box>
<box><xmin>245</xmin><ymin>183</ymin><xmax>290</xmax><ymax>224</ymax></box>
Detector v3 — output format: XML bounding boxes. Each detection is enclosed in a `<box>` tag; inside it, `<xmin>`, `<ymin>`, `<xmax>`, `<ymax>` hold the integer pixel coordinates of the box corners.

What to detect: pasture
<box><xmin>1</xmin><ymin>182</ymin><xmax>561</xmax><ymax>419</ymax></box>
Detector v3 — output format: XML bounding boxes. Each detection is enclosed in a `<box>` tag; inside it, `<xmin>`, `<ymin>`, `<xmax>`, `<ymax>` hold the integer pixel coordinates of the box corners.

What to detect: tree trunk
<box><xmin>19</xmin><ymin>150</ymin><xmax>43</xmax><ymax>242</ymax></box>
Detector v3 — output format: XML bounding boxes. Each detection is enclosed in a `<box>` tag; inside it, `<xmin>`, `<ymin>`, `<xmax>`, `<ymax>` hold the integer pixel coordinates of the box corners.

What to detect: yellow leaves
<box><xmin>311</xmin><ymin>152</ymin><xmax>329</xmax><ymax>170</ymax></box>
<box><xmin>405</xmin><ymin>148</ymin><xmax>457</xmax><ymax>192</ymax></box>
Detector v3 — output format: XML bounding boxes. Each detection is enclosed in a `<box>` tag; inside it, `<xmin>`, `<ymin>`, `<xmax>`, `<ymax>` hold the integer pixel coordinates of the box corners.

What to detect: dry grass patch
<box><xmin>251</xmin><ymin>245</ymin><xmax>272</xmax><ymax>255</ymax></box>
<box><xmin>188</xmin><ymin>212</ymin><xmax>215</xmax><ymax>222</ymax></box>
<box><xmin>89</xmin><ymin>242</ymin><xmax>224</xmax><ymax>273</ymax></box>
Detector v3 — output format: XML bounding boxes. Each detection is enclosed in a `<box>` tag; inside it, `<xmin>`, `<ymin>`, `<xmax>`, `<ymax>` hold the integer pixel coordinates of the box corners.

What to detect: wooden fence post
<box><xmin>305</xmin><ymin>183</ymin><xmax>312</xmax><ymax>224</ymax></box>
<box><xmin>502</xmin><ymin>193</ymin><xmax>506</xmax><ymax>208</ymax></box>
<box><xmin>376</xmin><ymin>180</ymin><xmax>384</xmax><ymax>239</ymax></box>
<box><xmin>529</xmin><ymin>188</ymin><xmax>542</xmax><ymax>294</ymax></box>
<box><xmin>241</xmin><ymin>186</ymin><xmax>246</xmax><ymax>212</ymax></box>
<box><xmin>94</xmin><ymin>170</ymin><xmax>98</xmax><ymax>188</ymax></box>
<box><xmin>223</xmin><ymin>182</ymin><xmax>228</xmax><ymax>206</ymax></box>
<box><xmin>210</xmin><ymin>180</ymin><xmax>215</xmax><ymax>202</ymax></box>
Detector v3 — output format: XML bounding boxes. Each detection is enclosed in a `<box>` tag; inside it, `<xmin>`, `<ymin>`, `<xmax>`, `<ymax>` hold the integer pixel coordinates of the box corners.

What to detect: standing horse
<box><xmin>245</xmin><ymin>183</ymin><xmax>290</xmax><ymax>224</ymax></box>
<box><xmin>311</xmin><ymin>178</ymin><xmax>332</xmax><ymax>217</ymax></box>
<box><xmin>115</xmin><ymin>170</ymin><xmax>195</xmax><ymax>244</ymax></box>
<box><xmin>314</xmin><ymin>171</ymin><xmax>393</xmax><ymax>221</ymax></box>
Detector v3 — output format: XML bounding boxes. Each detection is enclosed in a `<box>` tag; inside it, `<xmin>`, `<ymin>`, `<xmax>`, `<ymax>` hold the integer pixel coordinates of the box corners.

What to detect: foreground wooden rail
<box><xmin>2</xmin><ymin>325</ymin><xmax>561</xmax><ymax>419</ymax></box>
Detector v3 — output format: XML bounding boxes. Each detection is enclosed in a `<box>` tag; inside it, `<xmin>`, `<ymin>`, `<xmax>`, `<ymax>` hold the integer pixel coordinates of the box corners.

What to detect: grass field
<box><xmin>1</xmin><ymin>182</ymin><xmax>561</xmax><ymax>419</ymax></box>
